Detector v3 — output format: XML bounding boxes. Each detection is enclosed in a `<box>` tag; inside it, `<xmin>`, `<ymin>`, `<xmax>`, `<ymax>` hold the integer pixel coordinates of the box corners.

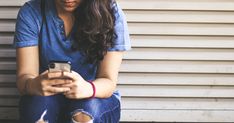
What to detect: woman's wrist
<box><xmin>87</xmin><ymin>80</ymin><xmax>96</xmax><ymax>99</ymax></box>
<box><xmin>24</xmin><ymin>78</ymin><xmax>33</xmax><ymax>95</ymax></box>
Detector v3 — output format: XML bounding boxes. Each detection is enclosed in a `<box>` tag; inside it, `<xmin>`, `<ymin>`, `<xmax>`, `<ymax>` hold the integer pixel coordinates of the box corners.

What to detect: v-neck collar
<box><xmin>50</xmin><ymin>0</ymin><xmax>76</xmax><ymax>42</ymax></box>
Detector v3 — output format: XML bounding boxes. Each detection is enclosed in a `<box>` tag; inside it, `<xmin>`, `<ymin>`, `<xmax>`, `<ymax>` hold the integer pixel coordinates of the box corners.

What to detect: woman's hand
<box><xmin>27</xmin><ymin>70</ymin><xmax>72</xmax><ymax>96</ymax></box>
<box><xmin>61</xmin><ymin>71</ymin><xmax>93</xmax><ymax>99</ymax></box>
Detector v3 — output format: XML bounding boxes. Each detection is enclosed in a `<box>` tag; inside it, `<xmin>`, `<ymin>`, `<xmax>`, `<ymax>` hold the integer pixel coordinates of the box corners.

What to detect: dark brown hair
<box><xmin>72</xmin><ymin>0</ymin><xmax>117</xmax><ymax>64</ymax></box>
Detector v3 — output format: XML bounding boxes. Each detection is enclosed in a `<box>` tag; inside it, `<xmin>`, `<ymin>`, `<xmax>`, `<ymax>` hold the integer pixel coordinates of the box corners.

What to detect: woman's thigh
<box><xmin>68</xmin><ymin>94</ymin><xmax>121</xmax><ymax>123</ymax></box>
<box><xmin>19</xmin><ymin>94</ymin><xmax>66</xmax><ymax>123</ymax></box>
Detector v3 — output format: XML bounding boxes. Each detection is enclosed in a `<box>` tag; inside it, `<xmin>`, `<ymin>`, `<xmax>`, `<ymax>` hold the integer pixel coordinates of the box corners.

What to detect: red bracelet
<box><xmin>88</xmin><ymin>80</ymin><xmax>96</xmax><ymax>98</ymax></box>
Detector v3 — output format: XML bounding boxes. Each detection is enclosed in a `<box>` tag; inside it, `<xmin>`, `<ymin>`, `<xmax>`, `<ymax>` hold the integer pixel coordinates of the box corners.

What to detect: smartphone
<box><xmin>48</xmin><ymin>61</ymin><xmax>71</xmax><ymax>72</ymax></box>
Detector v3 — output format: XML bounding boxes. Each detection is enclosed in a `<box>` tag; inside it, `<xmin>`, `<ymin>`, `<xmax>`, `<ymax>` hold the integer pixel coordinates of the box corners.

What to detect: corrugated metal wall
<box><xmin>1</xmin><ymin>0</ymin><xmax>234</xmax><ymax>122</ymax></box>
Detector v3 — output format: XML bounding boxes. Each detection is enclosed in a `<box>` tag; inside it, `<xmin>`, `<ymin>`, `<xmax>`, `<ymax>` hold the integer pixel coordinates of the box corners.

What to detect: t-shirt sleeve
<box><xmin>13</xmin><ymin>3</ymin><xmax>39</xmax><ymax>48</ymax></box>
<box><xmin>108</xmin><ymin>3</ymin><xmax>132</xmax><ymax>51</ymax></box>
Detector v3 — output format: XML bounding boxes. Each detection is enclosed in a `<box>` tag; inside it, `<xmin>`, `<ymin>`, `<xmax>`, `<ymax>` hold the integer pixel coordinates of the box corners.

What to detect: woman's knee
<box><xmin>19</xmin><ymin>95</ymin><xmax>57</xmax><ymax>111</ymax></box>
<box><xmin>70</xmin><ymin>98</ymin><xmax>103</xmax><ymax>123</ymax></box>
<box><xmin>19</xmin><ymin>95</ymin><xmax>61</xmax><ymax>123</ymax></box>
<box><xmin>72</xmin><ymin>112</ymin><xmax>93</xmax><ymax>123</ymax></box>
<box><xmin>70</xmin><ymin>97</ymin><xmax>120</xmax><ymax>123</ymax></box>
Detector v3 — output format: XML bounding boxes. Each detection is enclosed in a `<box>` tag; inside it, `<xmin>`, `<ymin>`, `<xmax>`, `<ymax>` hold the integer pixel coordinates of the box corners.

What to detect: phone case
<box><xmin>48</xmin><ymin>61</ymin><xmax>71</xmax><ymax>72</ymax></box>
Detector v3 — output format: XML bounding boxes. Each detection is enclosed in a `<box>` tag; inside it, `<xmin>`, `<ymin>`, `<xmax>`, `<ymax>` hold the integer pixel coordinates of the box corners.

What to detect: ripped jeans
<box><xmin>18</xmin><ymin>92</ymin><xmax>121</xmax><ymax>123</ymax></box>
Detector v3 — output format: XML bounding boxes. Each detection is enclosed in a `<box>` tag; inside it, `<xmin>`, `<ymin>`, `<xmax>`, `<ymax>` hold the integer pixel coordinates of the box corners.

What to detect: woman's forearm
<box><xmin>91</xmin><ymin>78</ymin><xmax>116</xmax><ymax>98</ymax></box>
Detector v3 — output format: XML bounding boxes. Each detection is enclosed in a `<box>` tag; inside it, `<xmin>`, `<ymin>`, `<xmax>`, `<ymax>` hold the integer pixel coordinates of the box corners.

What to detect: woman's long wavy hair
<box><xmin>72</xmin><ymin>0</ymin><xmax>117</xmax><ymax>64</ymax></box>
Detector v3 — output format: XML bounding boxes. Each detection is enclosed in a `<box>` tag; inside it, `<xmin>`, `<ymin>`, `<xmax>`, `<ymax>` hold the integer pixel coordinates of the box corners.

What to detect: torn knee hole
<box><xmin>73</xmin><ymin>112</ymin><xmax>93</xmax><ymax>122</ymax></box>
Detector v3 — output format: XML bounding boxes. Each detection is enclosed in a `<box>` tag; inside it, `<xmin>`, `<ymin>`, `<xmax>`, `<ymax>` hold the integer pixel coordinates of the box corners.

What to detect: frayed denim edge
<box><xmin>70</xmin><ymin>109</ymin><xmax>94</xmax><ymax>122</ymax></box>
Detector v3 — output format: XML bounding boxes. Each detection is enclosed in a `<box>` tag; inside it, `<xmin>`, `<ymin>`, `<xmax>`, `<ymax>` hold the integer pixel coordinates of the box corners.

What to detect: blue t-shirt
<box><xmin>14</xmin><ymin>0</ymin><xmax>131</xmax><ymax>82</ymax></box>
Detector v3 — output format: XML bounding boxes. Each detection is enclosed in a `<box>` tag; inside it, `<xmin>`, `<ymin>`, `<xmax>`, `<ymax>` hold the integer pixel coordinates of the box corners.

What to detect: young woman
<box><xmin>13</xmin><ymin>0</ymin><xmax>131</xmax><ymax>122</ymax></box>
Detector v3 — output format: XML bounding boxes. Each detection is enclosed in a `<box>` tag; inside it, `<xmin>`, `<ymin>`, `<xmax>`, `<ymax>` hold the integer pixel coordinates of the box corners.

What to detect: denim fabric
<box><xmin>19</xmin><ymin>94</ymin><xmax>121</xmax><ymax>123</ymax></box>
